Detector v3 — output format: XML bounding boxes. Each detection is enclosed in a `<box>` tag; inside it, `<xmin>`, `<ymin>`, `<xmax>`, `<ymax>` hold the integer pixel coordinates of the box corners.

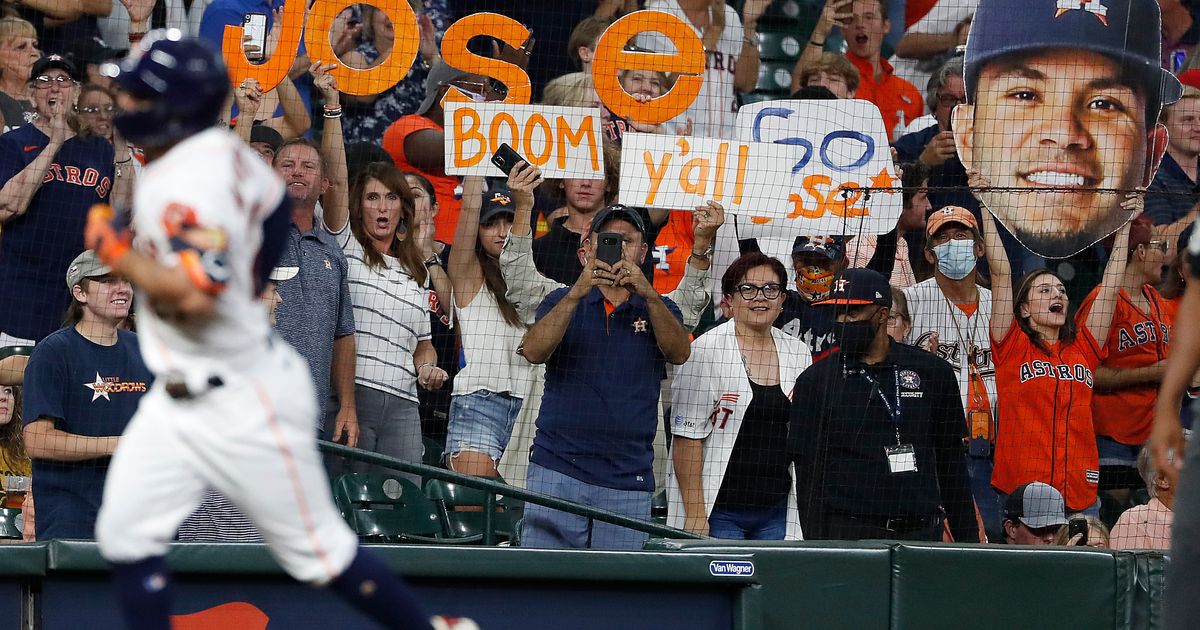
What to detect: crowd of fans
<box><xmin>0</xmin><ymin>0</ymin><xmax>1194</xmax><ymax>555</ymax></box>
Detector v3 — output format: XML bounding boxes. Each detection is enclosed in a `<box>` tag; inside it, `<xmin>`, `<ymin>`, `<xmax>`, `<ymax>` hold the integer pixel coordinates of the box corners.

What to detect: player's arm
<box><xmin>1085</xmin><ymin>218</ymin><xmax>1132</xmax><ymax>344</ymax></box>
<box><xmin>0</xmin><ymin>138</ymin><xmax>65</xmax><ymax>223</ymax></box>
<box><xmin>1153</xmin><ymin>276</ymin><xmax>1200</xmax><ymax>486</ymax></box>
<box><xmin>85</xmin><ymin>204</ymin><xmax>230</xmax><ymax>321</ymax></box>
<box><xmin>24</xmin><ymin>419</ymin><xmax>119</xmax><ymax>461</ymax></box>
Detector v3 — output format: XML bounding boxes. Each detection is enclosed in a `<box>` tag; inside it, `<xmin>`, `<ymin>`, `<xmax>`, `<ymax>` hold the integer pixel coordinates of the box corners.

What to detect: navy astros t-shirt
<box><xmin>0</xmin><ymin>125</ymin><xmax>115</xmax><ymax>341</ymax></box>
<box><xmin>22</xmin><ymin>327</ymin><xmax>151</xmax><ymax>540</ymax></box>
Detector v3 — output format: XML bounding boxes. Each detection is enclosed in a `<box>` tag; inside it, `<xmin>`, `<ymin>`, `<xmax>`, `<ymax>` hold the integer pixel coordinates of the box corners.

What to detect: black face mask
<box><xmin>835</xmin><ymin>319</ymin><xmax>879</xmax><ymax>359</ymax></box>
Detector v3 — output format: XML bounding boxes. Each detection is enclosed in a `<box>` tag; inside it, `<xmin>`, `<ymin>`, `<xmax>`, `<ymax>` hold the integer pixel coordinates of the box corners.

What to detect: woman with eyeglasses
<box><xmin>1078</xmin><ymin>216</ymin><xmax>1178</xmax><ymax>521</ymax></box>
<box><xmin>0</xmin><ymin>54</ymin><xmax>133</xmax><ymax>347</ymax></box>
<box><xmin>0</xmin><ymin>17</ymin><xmax>39</xmax><ymax>131</ymax></box>
<box><xmin>75</xmin><ymin>85</ymin><xmax>143</xmax><ymax>180</ymax></box>
<box><xmin>979</xmin><ymin>167</ymin><xmax>1139</xmax><ymax>519</ymax></box>
<box><xmin>668</xmin><ymin>252</ymin><xmax>812</xmax><ymax>540</ymax></box>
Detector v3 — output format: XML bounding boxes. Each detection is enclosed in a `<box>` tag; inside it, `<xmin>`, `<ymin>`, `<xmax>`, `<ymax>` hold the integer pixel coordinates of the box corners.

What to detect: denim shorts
<box><xmin>445</xmin><ymin>390</ymin><xmax>523</xmax><ymax>460</ymax></box>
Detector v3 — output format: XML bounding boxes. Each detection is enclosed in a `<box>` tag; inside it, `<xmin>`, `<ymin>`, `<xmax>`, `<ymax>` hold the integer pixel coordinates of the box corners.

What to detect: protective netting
<box><xmin>0</xmin><ymin>0</ymin><xmax>1191</xmax><ymax>553</ymax></box>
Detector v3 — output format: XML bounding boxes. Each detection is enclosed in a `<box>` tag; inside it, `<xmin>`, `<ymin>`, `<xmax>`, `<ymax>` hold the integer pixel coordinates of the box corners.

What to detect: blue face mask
<box><xmin>933</xmin><ymin>238</ymin><xmax>977</xmax><ymax>280</ymax></box>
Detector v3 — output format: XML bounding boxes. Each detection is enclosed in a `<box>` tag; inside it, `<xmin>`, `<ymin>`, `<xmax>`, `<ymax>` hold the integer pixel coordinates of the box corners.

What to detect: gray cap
<box><xmin>416</xmin><ymin>59</ymin><xmax>470</xmax><ymax>116</ymax></box>
<box><xmin>1004</xmin><ymin>482</ymin><xmax>1068</xmax><ymax>529</ymax></box>
<box><xmin>65</xmin><ymin>250</ymin><xmax>111</xmax><ymax>289</ymax></box>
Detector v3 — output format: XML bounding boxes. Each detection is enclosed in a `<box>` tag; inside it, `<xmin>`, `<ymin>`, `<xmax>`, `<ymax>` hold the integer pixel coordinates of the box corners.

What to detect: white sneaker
<box><xmin>431</xmin><ymin>615</ymin><xmax>480</xmax><ymax>630</ymax></box>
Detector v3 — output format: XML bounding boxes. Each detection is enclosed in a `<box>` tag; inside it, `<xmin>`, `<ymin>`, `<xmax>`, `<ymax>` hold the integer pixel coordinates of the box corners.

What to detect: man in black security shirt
<box><xmin>788</xmin><ymin>268</ymin><xmax>978</xmax><ymax>542</ymax></box>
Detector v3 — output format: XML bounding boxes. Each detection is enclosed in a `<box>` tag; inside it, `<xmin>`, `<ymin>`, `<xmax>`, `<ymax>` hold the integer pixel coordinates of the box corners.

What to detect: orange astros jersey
<box><xmin>991</xmin><ymin>320</ymin><xmax>1103</xmax><ymax>512</ymax></box>
<box><xmin>1080</xmin><ymin>284</ymin><xmax>1175</xmax><ymax>446</ymax></box>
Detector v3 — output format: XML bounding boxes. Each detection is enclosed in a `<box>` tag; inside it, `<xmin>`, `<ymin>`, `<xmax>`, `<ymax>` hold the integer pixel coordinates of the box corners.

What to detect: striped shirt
<box><xmin>328</xmin><ymin>224</ymin><xmax>431</xmax><ymax>402</ymax></box>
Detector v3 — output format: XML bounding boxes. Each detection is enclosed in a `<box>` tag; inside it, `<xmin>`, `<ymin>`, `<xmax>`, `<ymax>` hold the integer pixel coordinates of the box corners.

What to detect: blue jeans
<box><xmin>707</xmin><ymin>502</ymin><xmax>787</xmax><ymax>540</ymax></box>
<box><xmin>520</xmin><ymin>462</ymin><xmax>652</xmax><ymax>550</ymax></box>
<box><xmin>446</xmin><ymin>390</ymin><xmax>523</xmax><ymax>460</ymax></box>
<box><xmin>1096</xmin><ymin>435</ymin><xmax>1140</xmax><ymax>467</ymax></box>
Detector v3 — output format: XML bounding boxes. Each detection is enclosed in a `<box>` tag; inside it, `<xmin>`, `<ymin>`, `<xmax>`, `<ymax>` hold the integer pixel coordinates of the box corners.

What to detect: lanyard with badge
<box><xmin>862</xmin><ymin>369</ymin><xmax>918</xmax><ymax>474</ymax></box>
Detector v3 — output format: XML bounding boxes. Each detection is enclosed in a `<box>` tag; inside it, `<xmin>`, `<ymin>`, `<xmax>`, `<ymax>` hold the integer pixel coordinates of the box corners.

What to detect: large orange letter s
<box><xmin>440</xmin><ymin>13</ymin><xmax>533</xmax><ymax>107</ymax></box>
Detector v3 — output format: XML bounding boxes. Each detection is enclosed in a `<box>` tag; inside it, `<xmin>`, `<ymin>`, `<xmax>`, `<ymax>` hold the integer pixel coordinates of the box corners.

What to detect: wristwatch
<box><xmin>689</xmin><ymin>246</ymin><xmax>714</xmax><ymax>262</ymax></box>
<box><xmin>743</xmin><ymin>31</ymin><xmax>761</xmax><ymax>48</ymax></box>
<box><xmin>423</xmin><ymin>255</ymin><xmax>441</xmax><ymax>268</ymax></box>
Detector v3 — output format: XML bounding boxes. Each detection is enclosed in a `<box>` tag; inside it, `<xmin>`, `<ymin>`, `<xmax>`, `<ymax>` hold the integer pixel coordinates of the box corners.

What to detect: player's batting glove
<box><xmin>85</xmin><ymin>204</ymin><xmax>133</xmax><ymax>265</ymax></box>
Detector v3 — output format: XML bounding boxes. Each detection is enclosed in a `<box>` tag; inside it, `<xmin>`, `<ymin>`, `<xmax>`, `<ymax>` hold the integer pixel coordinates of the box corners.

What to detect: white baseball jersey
<box><xmin>96</xmin><ymin>127</ymin><xmax>358</xmax><ymax>585</ymax></box>
<box><xmin>128</xmin><ymin>128</ymin><xmax>281</xmax><ymax>387</ymax></box>
<box><xmin>636</xmin><ymin>0</ymin><xmax>745</xmax><ymax>139</ymax></box>
<box><xmin>902</xmin><ymin>277</ymin><xmax>998</xmax><ymax>416</ymax></box>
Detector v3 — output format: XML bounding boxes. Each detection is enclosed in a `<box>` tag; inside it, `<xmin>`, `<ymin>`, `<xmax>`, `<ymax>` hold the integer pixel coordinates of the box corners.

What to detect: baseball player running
<box><xmin>83</xmin><ymin>31</ymin><xmax>474</xmax><ymax>630</ymax></box>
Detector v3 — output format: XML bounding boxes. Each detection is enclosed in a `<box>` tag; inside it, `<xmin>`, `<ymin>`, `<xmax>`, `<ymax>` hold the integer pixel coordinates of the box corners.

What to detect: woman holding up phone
<box><xmin>442</xmin><ymin>168</ymin><xmax>540</xmax><ymax>477</ymax></box>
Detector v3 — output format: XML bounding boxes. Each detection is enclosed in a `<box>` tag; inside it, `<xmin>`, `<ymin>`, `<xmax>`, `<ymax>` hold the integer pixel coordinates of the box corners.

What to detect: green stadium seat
<box><xmin>422</xmin><ymin>437</ymin><xmax>445</xmax><ymax>468</ymax></box>
<box><xmin>0</xmin><ymin>509</ymin><xmax>21</xmax><ymax>539</ymax></box>
<box><xmin>0</xmin><ymin>346</ymin><xmax>32</xmax><ymax>361</ymax></box>
<box><xmin>755</xmin><ymin>60</ymin><xmax>796</xmax><ymax>93</ymax></box>
<box><xmin>758</xmin><ymin>30</ymin><xmax>805</xmax><ymax>61</ymax></box>
<box><xmin>740</xmin><ymin>91</ymin><xmax>783</xmax><ymax>106</ymax></box>
<box><xmin>424</xmin><ymin>479</ymin><xmax>522</xmax><ymax>545</ymax></box>
<box><xmin>332</xmin><ymin>473</ymin><xmax>446</xmax><ymax>544</ymax></box>
<box><xmin>650</xmin><ymin>490</ymin><xmax>668</xmax><ymax>527</ymax></box>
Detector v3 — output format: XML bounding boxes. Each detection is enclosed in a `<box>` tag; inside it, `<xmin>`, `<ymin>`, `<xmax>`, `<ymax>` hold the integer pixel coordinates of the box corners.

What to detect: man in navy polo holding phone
<box><xmin>518</xmin><ymin>205</ymin><xmax>691</xmax><ymax>550</ymax></box>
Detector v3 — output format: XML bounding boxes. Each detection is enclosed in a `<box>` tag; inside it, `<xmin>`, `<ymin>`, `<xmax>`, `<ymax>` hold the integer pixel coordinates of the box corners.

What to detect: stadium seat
<box><xmin>755</xmin><ymin>60</ymin><xmax>796</xmax><ymax>93</ymax></box>
<box><xmin>758</xmin><ymin>30</ymin><xmax>804</xmax><ymax>61</ymax></box>
<box><xmin>424</xmin><ymin>479</ymin><xmax>522</xmax><ymax>545</ymax></box>
<box><xmin>332</xmin><ymin>474</ymin><xmax>446</xmax><ymax>544</ymax></box>
<box><xmin>740</xmin><ymin>91</ymin><xmax>782</xmax><ymax>106</ymax></box>
<box><xmin>651</xmin><ymin>490</ymin><xmax>668</xmax><ymax>526</ymax></box>
<box><xmin>0</xmin><ymin>346</ymin><xmax>32</xmax><ymax>361</ymax></box>
<box><xmin>0</xmin><ymin>509</ymin><xmax>20</xmax><ymax>540</ymax></box>
<box><xmin>422</xmin><ymin>437</ymin><xmax>445</xmax><ymax>468</ymax></box>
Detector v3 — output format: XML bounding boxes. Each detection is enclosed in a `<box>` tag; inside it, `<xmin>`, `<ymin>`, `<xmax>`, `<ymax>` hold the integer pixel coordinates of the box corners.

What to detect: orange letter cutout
<box><xmin>223</xmin><ymin>0</ymin><xmax>305</xmax><ymax>91</ymax></box>
<box><xmin>440</xmin><ymin>13</ymin><xmax>533</xmax><ymax>108</ymax></box>
<box><xmin>592</xmin><ymin>10</ymin><xmax>704</xmax><ymax>125</ymax></box>
<box><xmin>306</xmin><ymin>0</ymin><xmax>417</xmax><ymax>96</ymax></box>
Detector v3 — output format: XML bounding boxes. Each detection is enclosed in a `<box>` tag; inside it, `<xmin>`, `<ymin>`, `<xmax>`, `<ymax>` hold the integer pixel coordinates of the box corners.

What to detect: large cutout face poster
<box><xmin>953</xmin><ymin>0</ymin><xmax>1183</xmax><ymax>258</ymax></box>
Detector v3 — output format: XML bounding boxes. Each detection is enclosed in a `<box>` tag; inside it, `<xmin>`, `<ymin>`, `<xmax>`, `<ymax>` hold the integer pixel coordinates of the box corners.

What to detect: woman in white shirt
<box><xmin>669</xmin><ymin>252</ymin><xmax>811</xmax><ymax>539</ymax></box>
<box><xmin>443</xmin><ymin>170</ymin><xmax>537</xmax><ymax>478</ymax></box>
<box><xmin>323</xmin><ymin>162</ymin><xmax>448</xmax><ymax>477</ymax></box>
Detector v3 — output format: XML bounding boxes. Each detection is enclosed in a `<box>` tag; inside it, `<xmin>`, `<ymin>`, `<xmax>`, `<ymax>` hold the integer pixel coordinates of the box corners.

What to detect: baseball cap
<box><xmin>792</xmin><ymin>235</ymin><xmax>845</xmax><ymax>260</ymax></box>
<box><xmin>1179</xmin><ymin>69</ymin><xmax>1200</xmax><ymax>91</ymax></box>
<box><xmin>249</xmin><ymin>125</ymin><xmax>284</xmax><ymax>153</ymax></box>
<box><xmin>926</xmin><ymin>206</ymin><xmax>978</xmax><ymax>236</ymax></box>
<box><xmin>814</xmin><ymin>268</ymin><xmax>892</xmax><ymax>307</ymax></box>
<box><xmin>591</xmin><ymin>204</ymin><xmax>646</xmax><ymax>236</ymax></box>
<box><xmin>269</xmin><ymin>266</ymin><xmax>299</xmax><ymax>282</ymax></box>
<box><xmin>1003</xmin><ymin>482</ymin><xmax>1068</xmax><ymax>529</ymax></box>
<box><xmin>30</xmin><ymin>54</ymin><xmax>80</xmax><ymax>82</ymax></box>
<box><xmin>416</xmin><ymin>59</ymin><xmax>470</xmax><ymax>116</ymax></box>
<box><xmin>479</xmin><ymin>190</ymin><xmax>515</xmax><ymax>224</ymax></box>
<box><xmin>964</xmin><ymin>0</ymin><xmax>1183</xmax><ymax>115</ymax></box>
<box><xmin>65</xmin><ymin>250</ymin><xmax>111</xmax><ymax>289</ymax></box>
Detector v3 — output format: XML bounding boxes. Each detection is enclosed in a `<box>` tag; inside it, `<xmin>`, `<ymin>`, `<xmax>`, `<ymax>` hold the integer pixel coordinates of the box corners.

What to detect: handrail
<box><xmin>318</xmin><ymin>440</ymin><xmax>707</xmax><ymax>543</ymax></box>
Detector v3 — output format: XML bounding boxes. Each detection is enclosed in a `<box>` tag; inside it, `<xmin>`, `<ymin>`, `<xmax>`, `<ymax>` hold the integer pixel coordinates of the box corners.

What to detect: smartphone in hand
<box><xmin>596</xmin><ymin>232</ymin><xmax>623</xmax><ymax>266</ymax></box>
<box><xmin>1067</xmin><ymin>517</ymin><xmax>1088</xmax><ymax>546</ymax></box>
<box><xmin>491</xmin><ymin>143</ymin><xmax>525</xmax><ymax>175</ymax></box>
<box><xmin>243</xmin><ymin>13</ymin><xmax>268</xmax><ymax>61</ymax></box>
